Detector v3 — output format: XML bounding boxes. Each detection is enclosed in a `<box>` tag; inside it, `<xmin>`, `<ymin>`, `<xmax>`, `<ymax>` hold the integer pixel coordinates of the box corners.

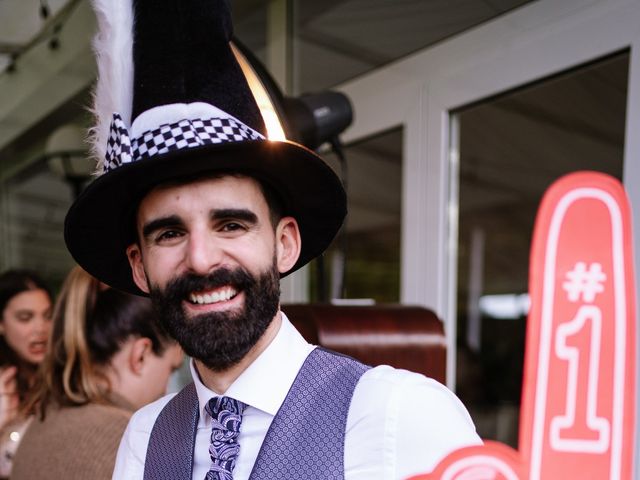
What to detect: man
<box><xmin>64</xmin><ymin>0</ymin><xmax>481</xmax><ymax>479</ymax></box>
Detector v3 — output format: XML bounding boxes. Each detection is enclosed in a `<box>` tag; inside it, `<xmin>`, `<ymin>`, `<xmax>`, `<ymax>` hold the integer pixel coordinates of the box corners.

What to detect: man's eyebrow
<box><xmin>141</xmin><ymin>210</ymin><xmax>258</xmax><ymax>239</ymax></box>
<box><xmin>211</xmin><ymin>208</ymin><xmax>258</xmax><ymax>224</ymax></box>
<box><xmin>142</xmin><ymin>215</ymin><xmax>184</xmax><ymax>238</ymax></box>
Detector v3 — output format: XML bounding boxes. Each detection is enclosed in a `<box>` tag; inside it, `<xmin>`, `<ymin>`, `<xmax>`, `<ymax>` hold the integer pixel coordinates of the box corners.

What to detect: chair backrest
<box><xmin>282</xmin><ymin>304</ymin><xmax>447</xmax><ymax>384</ymax></box>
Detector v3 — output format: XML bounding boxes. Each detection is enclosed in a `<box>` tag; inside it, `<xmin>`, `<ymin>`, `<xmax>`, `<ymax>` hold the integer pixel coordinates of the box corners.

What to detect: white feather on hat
<box><xmin>89</xmin><ymin>0</ymin><xmax>134</xmax><ymax>174</ymax></box>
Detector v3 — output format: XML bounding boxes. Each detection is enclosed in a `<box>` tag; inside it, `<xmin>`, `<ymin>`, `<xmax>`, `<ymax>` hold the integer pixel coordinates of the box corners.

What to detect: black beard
<box><xmin>149</xmin><ymin>261</ymin><xmax>280</xmax><ymax>371</ymax></box>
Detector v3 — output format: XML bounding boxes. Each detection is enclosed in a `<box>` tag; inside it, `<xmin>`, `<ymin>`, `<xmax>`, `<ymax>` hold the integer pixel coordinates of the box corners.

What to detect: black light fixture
<box><xmin>231</xmin><ymin>38</ymin><xmax>353</xmax><ymax>150</ymax></box>
<box><xmin>281</xmin><ymin>92</ymin><xmax>353</xmax><ymax>151</ymax></box>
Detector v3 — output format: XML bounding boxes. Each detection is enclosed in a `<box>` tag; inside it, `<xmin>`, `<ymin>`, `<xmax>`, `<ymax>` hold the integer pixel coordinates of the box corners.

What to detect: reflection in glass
<box><xmin>311</xmin><ymin>128</ymin><xmax>402</xmax><ymax>304</ymax></box>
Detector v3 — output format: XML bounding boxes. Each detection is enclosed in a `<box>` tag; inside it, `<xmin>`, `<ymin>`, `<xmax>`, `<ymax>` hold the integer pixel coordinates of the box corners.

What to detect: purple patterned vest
<box><xmin>143</xmin><ymin>348</ymin><xmax>370</xmax><ymax>480</ymax></box>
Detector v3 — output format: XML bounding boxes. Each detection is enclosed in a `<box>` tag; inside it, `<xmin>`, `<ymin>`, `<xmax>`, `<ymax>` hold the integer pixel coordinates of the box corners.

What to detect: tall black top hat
<box><xmin>64</xmin><ymin>0</ymin><xmax>346</xmax><ymax>295</ymax></box>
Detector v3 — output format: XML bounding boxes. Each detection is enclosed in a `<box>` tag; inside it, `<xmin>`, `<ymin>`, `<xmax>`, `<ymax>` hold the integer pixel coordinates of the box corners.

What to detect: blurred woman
<box><xmin>0</xmin><ymin>270</ymin><xmax>52</xmax><ymax>479</ymax></box>
<box><xmin>11</xmin><ymin>266</ymin><xmax>183</xmax><ymax>480</ymax></box>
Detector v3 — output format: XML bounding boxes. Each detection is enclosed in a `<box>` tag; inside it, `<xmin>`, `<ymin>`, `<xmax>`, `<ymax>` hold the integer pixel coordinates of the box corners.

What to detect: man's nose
<box><xmin>185</xmin><ymin>231</ymin><xmax>224</xmax><ymax>275</ymax></box>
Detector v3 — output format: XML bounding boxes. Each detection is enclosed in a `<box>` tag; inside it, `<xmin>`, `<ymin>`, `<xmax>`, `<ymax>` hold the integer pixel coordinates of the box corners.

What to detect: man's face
<box><xmin>126</xmin><ymin>175</ymin><xmax>301</xmax><ymax>370</ymax></box>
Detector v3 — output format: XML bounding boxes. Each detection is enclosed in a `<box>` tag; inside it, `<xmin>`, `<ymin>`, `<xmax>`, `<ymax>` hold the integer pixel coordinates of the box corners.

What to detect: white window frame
<box><xmin>338</xmin><ymin>0</ymin><xmax>640</xmax><ymax>394</ymax></box>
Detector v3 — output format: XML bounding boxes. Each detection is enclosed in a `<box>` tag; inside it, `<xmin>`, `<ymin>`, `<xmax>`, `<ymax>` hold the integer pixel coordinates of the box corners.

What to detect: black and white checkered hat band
<box><xmin>104</xmin><ymin>112</ymin><xmax>265</xmax><ymax>173</ymax></box>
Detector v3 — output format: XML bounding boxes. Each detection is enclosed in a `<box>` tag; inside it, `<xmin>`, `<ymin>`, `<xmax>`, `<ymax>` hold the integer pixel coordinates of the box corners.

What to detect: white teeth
<box><xmin>189</xmin><ymin>288</ymin><xmax>236</xmax><ymax>305</ymax></box>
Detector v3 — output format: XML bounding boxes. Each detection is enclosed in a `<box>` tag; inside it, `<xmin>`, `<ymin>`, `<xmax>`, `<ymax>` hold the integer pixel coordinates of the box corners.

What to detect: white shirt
<box><xmin>113</xmin><ymin>313</ymin><xmax>481</xmax><ymax>480</ymax></box>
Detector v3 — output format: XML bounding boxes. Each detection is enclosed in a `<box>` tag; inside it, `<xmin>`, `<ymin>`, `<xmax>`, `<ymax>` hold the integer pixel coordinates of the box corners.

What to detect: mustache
<box><xmin>159</xmin><ymin>267</ymin><xmax>255</xmax><ymax>301</ymax></box>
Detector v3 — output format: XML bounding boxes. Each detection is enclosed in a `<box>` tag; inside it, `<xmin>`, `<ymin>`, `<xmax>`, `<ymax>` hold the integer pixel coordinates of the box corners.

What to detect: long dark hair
<box><xmin>0</xmin><ymin>269</ymin><xmax>52</xmax><ymax>403</ymax></box>
<box><xmin>30</xmin><ymin>266</ymin><xmax>173</xmax><ymax>414</ymax></box>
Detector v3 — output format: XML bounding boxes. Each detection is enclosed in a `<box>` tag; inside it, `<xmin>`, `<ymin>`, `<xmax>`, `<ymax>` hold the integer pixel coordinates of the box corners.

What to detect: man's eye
<box><xmin>221</xmin><ymin>222</ymin><xmax>244</xmax><ymax>232</ymax></box>
<box><xmin>157</xmin><ymin>230</ymin><xmax>183</xmax><ymax>242</ymax></box>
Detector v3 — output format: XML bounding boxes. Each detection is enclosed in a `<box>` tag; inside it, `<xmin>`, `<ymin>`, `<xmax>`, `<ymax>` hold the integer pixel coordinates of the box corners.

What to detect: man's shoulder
<box><xmin>113</xmin><ymin>392</ymin><xmax>182</xmax><ymax>479</ymax></box>
<box><xmin>348</xmin><ymin>365</ymin><xmax>481</xmax><ymax>478</ymax></box>
<box><xmin>128</xmin><ymin>391</ymin><xmax>179</xmax><ymax>433</ymax></box>
<box><xmin>360</xmin><ymin>364</ymin><xmax>449</xmax><ymax>392</ymax></box>
<box><xmin>355</xmin><ymin>365</ymin><xmax>477</xmax><ymax>427</ymax></box>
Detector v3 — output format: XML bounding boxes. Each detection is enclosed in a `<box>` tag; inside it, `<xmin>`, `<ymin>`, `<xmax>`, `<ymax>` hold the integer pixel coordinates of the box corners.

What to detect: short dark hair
<box><xmin>256</xmin><ymin>177</ymin><xmax>285</xmax><ymax>229</ymax></box>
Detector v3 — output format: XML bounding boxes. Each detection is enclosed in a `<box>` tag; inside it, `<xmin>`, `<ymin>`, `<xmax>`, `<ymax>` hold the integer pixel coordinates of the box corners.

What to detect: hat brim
<box><xmin>64</xmin><ymin>139</ymin><xmax>346</xmax><ymax>295</ymax></box>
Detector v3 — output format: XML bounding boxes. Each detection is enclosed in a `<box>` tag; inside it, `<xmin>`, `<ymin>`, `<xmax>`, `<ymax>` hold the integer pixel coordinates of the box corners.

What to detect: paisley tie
<box><xmin>204</xmin><ymin>396</ymin><xmax>246</xmax><ymax>480</ymax></box>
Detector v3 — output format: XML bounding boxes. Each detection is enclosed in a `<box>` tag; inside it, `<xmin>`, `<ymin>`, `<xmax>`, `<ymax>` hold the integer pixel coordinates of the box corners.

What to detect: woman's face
<box><xmin>1</xmin><ymin>289</ymin><xmax>53</xmax><ymax>364</ymax></box>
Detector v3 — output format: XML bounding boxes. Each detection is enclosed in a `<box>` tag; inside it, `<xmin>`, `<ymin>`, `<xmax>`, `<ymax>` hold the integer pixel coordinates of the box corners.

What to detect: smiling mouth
<box><xmin>188</xmin><ymin>286</ymin><xmax>238</xmax><ymax>305</ymax></box>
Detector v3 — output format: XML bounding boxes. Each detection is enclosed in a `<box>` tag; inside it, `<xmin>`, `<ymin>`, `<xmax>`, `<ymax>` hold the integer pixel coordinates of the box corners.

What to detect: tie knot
<box><xmin>205</xmin><ymin>396</ymin><xmax>246</xmax><ymax>432</ymax></box>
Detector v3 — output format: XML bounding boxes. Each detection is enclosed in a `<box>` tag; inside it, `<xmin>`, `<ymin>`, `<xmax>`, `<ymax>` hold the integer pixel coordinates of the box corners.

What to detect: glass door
<box><xmin>452</xmin><ymin>52</ymin><xmax>628</xmax><ymax>445</ymax></box>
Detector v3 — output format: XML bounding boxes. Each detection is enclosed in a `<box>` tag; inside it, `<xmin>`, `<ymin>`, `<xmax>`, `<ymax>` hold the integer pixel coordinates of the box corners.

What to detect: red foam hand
<box><xmin>409</xmin><ymin>172</ymin><xmax>636</xmax><ymax>480</ymax></box>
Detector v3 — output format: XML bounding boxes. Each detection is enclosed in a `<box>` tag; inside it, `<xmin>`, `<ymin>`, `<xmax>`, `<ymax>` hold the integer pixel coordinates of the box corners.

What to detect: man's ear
<box><xmin>126</xmin><ymin>243</ymin><xmax>150</xmax><ymax>294</ymax></box>
<box><xmin>129</xmin><ymin>337</ymin><xmax>152</xmax><ymax>376</ymax></box>
<box><xmin>275</xmin><ymin>216</ymin><xmax>301</xmax><ymax>273</ymax></box>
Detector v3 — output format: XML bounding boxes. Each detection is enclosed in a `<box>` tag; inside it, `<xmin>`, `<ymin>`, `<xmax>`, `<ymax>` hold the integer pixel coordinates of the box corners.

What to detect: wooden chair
<box><xmin>282</xmin><ymin>304</ymin><xmax>447</xmax><ymax>384</ymax></box>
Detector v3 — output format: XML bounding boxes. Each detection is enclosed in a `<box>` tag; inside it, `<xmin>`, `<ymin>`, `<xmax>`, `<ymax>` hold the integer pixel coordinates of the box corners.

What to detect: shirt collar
<box><xmin>190</xmin><ymin>311</ymin><xmax>314</xmax><ymax>424</ymax></box>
